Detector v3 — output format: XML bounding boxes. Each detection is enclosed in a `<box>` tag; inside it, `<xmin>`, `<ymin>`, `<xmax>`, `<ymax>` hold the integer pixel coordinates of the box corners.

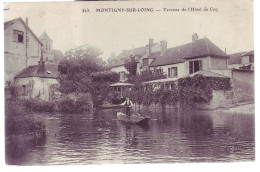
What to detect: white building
<box><xmin>108</xmin><ymin>34</ymin><xmax>230</xmax><ymax>81</ymax></box>
<box><xmin>4</xmin><ymin>17</ymin><xmax>42</xmax><ymax>81</ymax></box>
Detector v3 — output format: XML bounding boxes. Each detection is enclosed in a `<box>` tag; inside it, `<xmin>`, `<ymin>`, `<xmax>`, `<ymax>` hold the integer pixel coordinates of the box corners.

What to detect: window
<box><xmin>249</xmin><ymin>55</ymin><xmax>254</xmax><ymax>63</ymax></box>
<box><xmin>168</xmin><ymin>67</ymin><xmax>178</xmax><ymax>78</ymax></box>
<box><xmin>189</xmin><ymin>60</ymin><xmax>202</xmax><ymax>74</ymax></box>
<box><xmin>13</xmin><ymin>30</ymin><xmax>24</xmax><ymax>43</ymax></box>
<box><xmin>143</xmin><ymin>58</ymin><xmax>149</xmax><ymax>67</ymax></box>
<box><xmin>22</xmin><ymin>85</ymin><xmax>26</xmax><ymax>95</ymax></box>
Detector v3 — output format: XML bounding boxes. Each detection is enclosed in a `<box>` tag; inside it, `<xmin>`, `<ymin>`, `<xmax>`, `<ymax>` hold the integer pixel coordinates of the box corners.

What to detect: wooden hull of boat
<box><xmin>117</xmin><ymin>112</ymin><xmax>150</xmax><ymax>125</ymax></box>
<box><xmin>98</xmin><ymin>104</ymin><xmax>123</xmax><ymax>109</ymax></box>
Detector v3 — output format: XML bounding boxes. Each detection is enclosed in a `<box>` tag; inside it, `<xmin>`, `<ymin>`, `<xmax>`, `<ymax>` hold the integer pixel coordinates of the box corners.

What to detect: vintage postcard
<box><xmin>3</xmin><ymin>0</ymin><xmax>254</xmax><ymax>166</ymax></box>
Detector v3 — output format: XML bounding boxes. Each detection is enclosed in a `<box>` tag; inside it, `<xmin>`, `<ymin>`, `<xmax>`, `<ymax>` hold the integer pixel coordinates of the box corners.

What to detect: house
<box><xmin>4</xmin><ymin>17</ymin><xmax>42</xmax><ymax>81</ymax></box>
<box><xmin>228</xmin><ymin>50</ymin><xmax>254</xmax><ymax>70</ymax></box>
<box><xmin>14</xmin><ymin>57</ymin><xmax>59</xmax><ymax>101</ymax></box>
<box><xmin>109</xmin><ymin>33</ymin><xmax>230</xmax><ymax>81</ymax></box>
<box><xmin>149</xmin><ymin>33</ymin><xmax>229</xmax><ymax>78</ymax></box>
<box><xmin>240</xmin><ymin>50</ymin><xmax>254</xmax><ymax>70</ymax></box>
<box><xmin>228</xmin><ymin>52</ymin><xmax>246</xmax><ymax>69</ymax></box>
<box><xmin>107</xmin><ymin>39</ymin><xmax>161</xmax><ymax>81</ymax></box>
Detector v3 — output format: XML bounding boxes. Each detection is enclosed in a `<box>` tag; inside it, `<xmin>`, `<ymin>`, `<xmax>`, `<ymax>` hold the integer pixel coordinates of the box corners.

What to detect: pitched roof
<box><xmin>39</xmin><ymin>31</ymin><xmax>53</xmax><ymax>42</ymax></box>
<box><xmin>109</xmin><ymin>46</ymin><xmax>146</xmax><ymax>67</ymax></box>
<box><xmin>189</xmin><ymin>70</ymin><xmax>230</xmax><ymax>78</ymax></box>
<box><xmin>150</xmin><ymin>38</ymin><xmax>228</xmax><ymax>67</ymax></box>
<box><xmin>117</xmin><ymin>46</ymin><xmax>146</xmax><ymax>59</ymax></box>
<box><xmin>15</xmin><ymin>64</ymin><xmax>59</xmax><ymax>79</ymax></box>
<box><xmin>4</xmin><ymin>17</ymin><xmax>42</xmax><ymax>45</ymax></box>
<box><xmin>228</xmin><ymin>52</ymin><xmax>246</xmax><ymax>65</ymax></box>
<box><xmin>241</xmin><ymin>50</ymin><xmax>254</xmax><ymax>57</ymax></box>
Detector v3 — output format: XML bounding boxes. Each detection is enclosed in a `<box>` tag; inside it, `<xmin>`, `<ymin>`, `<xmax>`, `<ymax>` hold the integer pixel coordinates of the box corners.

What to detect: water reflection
<box><xmin>6</xmin><ymin>108</ymin><xmax>255</xmax><ymax>165</ymax></box>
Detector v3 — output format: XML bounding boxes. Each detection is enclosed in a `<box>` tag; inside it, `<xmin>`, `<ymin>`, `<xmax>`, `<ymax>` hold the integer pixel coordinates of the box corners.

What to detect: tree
<box><xmin>58</xmin><ymin>45</ymin><xmax>106</xmax><ymax>94</ymax></box>
<box><xmin>124</xmin><ymin>55</ymin><xmax>137</xmax><ymax>77</ymax></box>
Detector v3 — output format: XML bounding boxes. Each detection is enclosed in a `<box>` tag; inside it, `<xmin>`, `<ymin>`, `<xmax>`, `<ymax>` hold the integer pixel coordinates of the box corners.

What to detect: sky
<box><xmin>4</xmin><ymin>0</ymin><xmax>254</xmax><ymax>61</ymax></box>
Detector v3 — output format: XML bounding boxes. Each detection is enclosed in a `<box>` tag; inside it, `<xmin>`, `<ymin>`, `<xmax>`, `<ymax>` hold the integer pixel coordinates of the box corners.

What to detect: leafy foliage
<box><xmin>58</xmin><ymin>45</ymin><xmax>106</xmax><ymax>94</ymax></box>
<box><xmin>23</xmin><ymin>99</ymin><xmax>55</xmax><ymax>112</ymax></box>
<box><xmin>121</xmin><ymin>74</ymin><xmax>231</xmax><ymax>110</ymax></box>
<box><xmin>91</xmin><ymin>71</ymin><xmax>119</xmax><ymax>83</ymax></box>
<box><xmin>5</xmin><ymin>99</ymin><xmax>46</xmax><ymax>136</ymax></box>
<box><xmin>90</xmin><ymin>81</ymin><xmax>112</xmax><ymax>107</ymax></box>
<box><xmin>124</xmin><ymin>55</ymin><xmax>137</xmax><ymax>76</ymax></box>
<box><xmin>75</xmin><ymin>93</ymin><xmax>93</xmax><ymax>112</ymax></box>
<box><xmin>58</xmin><ymin>97</ymin><xmax>76</xmax><ymax>113</ymax></box>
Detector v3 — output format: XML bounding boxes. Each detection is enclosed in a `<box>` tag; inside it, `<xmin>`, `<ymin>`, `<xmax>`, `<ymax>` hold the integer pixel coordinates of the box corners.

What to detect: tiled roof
<box><xmin>39</xmin><ymin>31</ymin><xmax>53</xmax><ymax>42</ymax></box>
<box><xmin>109</xmin><ymin>46</ymin><xmax>146</xmax><ymax>67</ymax></box>
<box><xmin>4</xmin><ymin>17</ymin><xmax>42</xmax><ymax>45</ymax></box>
<box><xmin>117</xmin><ymin>46</ymin><xmax>146</xmax><ymax>59</ymax></box>
<box><xmin>228</xmin><ymin>52</ymin><xmax>246</xmax><ymax>65</ymax></box>
<box><xmin>150</xmin><ymin>38</ymin><xmax>228</xmax><ymax>67</ymax></box>
<box><xmin>143</xmin><ymin>51</ymin><xmax>161</xmax><ymax>59</ymax></box>
<box><xmin>241</xmin><ymin>50</ymin><xmax>254</xmax><ymax>57</ymax></box>
<box><xmin>15</xmin><ymin>64</ymin><xmax>59</xmax><ymax>79</ymax></box>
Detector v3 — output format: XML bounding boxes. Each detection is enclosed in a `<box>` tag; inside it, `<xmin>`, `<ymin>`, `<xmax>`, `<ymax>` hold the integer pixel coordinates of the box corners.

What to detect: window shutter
<box><xmin>168</xmin><ymin>68</ymin><xmax>170</xmax><ymax>77</ymax></box>
<box><xmin>175</xmin><ymin>67</ymin><xmax>178</xmax><ymax>77</ymax></box>
<box><xmin>189</xmin><ymin>61</ymin><xmax>193</xmax><ymax>74</ymax></box>
<box><xmin>199</xmin><ymin>60</ymin><xmax>202</xmax><ymax>70</ymax></box>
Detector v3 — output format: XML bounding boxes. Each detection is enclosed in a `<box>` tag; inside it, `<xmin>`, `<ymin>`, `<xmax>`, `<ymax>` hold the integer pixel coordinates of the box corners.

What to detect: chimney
<box><xmin>26</xmin><ymin>18</ymin><xmax>29</xmax><ymax>26</ymax></box>
<box><xmin>149</xmin><ymin>38</ymin><xmax>153</xmax><ymax>46</ymax></box>
<box><xmin>160</xmin><ymin>40</ymin><xmax>167</xmax><ymax>55</ymax></box>
<box><xmin>192</xmin><ymin>33</ymin><xmax>198</xmax><ymax>42</ymax></box>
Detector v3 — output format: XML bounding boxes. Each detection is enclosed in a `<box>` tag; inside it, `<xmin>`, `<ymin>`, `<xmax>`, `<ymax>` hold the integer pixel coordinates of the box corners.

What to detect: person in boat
<box><xmin>120</xmin><ymin>97</ymin><xmax>133</xmax><ymax>117</ymax></box>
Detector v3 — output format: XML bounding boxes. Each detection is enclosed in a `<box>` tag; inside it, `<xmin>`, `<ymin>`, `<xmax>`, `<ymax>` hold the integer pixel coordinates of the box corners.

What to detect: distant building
<box><xmin>107</xmin><ymin>39</ymin><xmax>161</xmax><ymax>81</ymax></box>
<box><xmin>4</xmin><ymin>17</ymin><xmax>42</xmax><ymax>81</ymax></box>
<box><xmin>228</xmin><ymin>50</ymin><xmax>254</xmax><ymax>70</ymax></box>
<box><xmin>109</xmin><ymin>33</ymin><xmax>230</xmax><ymax>81</ymax></box>
<box><xmin>241</xmin><ymin>50</ymin><xmax>254</xmax><ymax>70</ymax></box>
<box><xmin>228</xmin><ymin>52</ymin><xmax>246</xmax><ymax>69</ymax></box>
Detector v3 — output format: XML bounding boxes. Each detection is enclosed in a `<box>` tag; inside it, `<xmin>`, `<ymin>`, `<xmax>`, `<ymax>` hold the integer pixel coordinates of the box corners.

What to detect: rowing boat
<box><xmin>98</xmin><ymin>104</ymin><xmax>123</xmax><ymax>109</ymax></box>
<box><xmin>117</xmin><ymin>112</ymin><xmax>150</xmax><ymax>125</ymax></box>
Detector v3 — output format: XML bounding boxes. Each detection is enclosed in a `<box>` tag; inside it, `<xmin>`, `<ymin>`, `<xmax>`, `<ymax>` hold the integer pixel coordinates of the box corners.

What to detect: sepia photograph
<box><xmin>3</xmin><ymin>0</ymin><xmax>255</xmax><ymax>166</ymax></box>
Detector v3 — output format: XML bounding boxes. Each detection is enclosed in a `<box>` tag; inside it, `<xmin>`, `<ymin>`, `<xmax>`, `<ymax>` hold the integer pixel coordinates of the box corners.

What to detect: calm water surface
<box><xmin>6</xmin><ymin>108</ymin><xmax>255</xmax><ymax>165</ymax></box>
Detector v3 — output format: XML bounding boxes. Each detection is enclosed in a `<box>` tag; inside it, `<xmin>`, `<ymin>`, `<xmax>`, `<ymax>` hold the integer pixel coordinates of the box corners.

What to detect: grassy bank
<box><xmin>21</xmin><ymin>93</ymin><xmax>93</xmax><ymax>113</ymax></box>
<box><xmin>5</xmin><ymin>98</ymin><xmax>46</xmax><ymax>137</ymax></box>
<box><xmin>216</xmin><ymin>102</ymin><xmax>254</xmax><ymax>115</ymax></box>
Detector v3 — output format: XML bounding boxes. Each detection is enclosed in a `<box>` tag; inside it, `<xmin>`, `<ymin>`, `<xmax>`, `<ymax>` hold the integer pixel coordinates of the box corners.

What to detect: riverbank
<box><xmin>216</xmin><ymin>101</ymin><xmax>254</xmax><ymax>115</ymax></box>
<box><xmin>5</xmin><ymin>98</ymin><xmax>46</xmax><ymax>137</ymax></box>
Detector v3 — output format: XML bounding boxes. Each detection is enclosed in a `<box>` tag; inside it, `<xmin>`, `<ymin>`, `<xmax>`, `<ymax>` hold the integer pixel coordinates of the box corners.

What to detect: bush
<box><xmin>75</xmin><ymin>93</ymin><xmax>93</xmax><ymax>112</ymax></box>
<box><xmin>58</xmin><ymin>97</ymin><xmax>76</xmax><ymax>113</ymax></box>
<box><xmin>5</xmin><ymin>99</ymin><xmax>46</xmax><ymax>136</ymax></box>
<box><xmin>23</xmin><ymin>99</ymin><xmax>55</xmax><ymax>112</ymax></box>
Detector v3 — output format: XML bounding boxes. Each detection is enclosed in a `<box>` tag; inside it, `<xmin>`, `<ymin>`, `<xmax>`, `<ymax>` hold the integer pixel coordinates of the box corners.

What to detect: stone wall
<box><xmin>231</xmin><ymin>69</ymin><xmax>254</xmax><ymax>102</ymax></box>
<box><xmin>196</xmin><ymin>90</ymin><xmax>234</xmax><ymax>110</ymax></box>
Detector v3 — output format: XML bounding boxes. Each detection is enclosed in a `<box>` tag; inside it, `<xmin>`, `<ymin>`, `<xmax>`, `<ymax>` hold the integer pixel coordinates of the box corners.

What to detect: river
<box><xmin>6</xmin><ymin>108</ymin><xmax>255</xmax><ymax>165</ymax></box>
